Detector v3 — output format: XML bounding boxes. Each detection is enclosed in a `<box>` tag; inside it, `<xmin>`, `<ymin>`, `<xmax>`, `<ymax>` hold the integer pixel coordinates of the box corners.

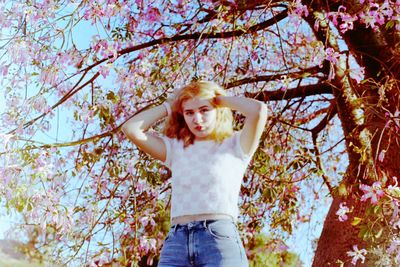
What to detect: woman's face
<box><xmin>182</xmin><ymin>97</ymin><xmax>217</xmax><ymax>141</ymax></box>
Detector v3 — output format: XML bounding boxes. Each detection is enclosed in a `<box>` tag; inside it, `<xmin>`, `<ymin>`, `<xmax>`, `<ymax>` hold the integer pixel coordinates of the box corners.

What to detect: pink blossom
<box><xmin>384</xmin><ymin>109</ymin><xmax>400</xmax><ymax>131</ymax></box>
<box><xmin>0</xmin><ymin>8</ymin><xmax>11</xmax><ymax>27</ymax></box>
<box><xmin>0</xmin><ymin>64</ymin><xmax>9</xmax><ymax>76</ymax></box>
<box><xmin>275</xmin><ymin>242</ymin><xmax>289</xmax><ymax>253</ymax></box>
<box><xmin>338</xmin><ymin>13</ymin><xmax>357</xmax><ymax>33</ymax></box>
<box><xmin>392</xmin><ymin>219</ymin><xmax>400</xmax><ymax>230</ymax></box>
<box><xmin>338</xmin><ymin>5</ymin><xmax>346</xmax><ymax>13</ymax></box>
<box><xmin>381</xmin><ymin>1</ymin><xmax>394</xmax><ymax>17</ymax></box>
<box><xmin>4</xmin><ymin>187</ymin><xmax>12</xmax><ymax>201</ymax></box>
<box><xmin>360</xmin><ymin>181</ymin><xmax>385</xmax><ymax>204</ymax></box>
<box><xmin>8</xmin><ymin>40</ymin><xmax>31</xmax><ymax>65</ymax></box>
<box><xmin>125</xmin><ymin>158</ymin><xmax>138</xmax><ymax>175</ymax></box>
<box><xmin>336</xmin><ymin>202</ymin><xmax>350</xmax><ymax>222</ymax></box>
<box><xmin>1</xmin><ymin>165</ymin><xmax>22</xmax><ymax>185</ymax></box>
<box><xmin>146</xmin><ymin>7</ymin><xmax>161</xmax><ymax>22</ymax></box>
<box><xmin>80</xmin><ymin>206</ymin><xmax>95</xmax><ymax>225</ymax></box>
<box><xmin>325</xmin><ymin>48</ymin><xmax>341</xmax><ymax>64</ymax></box>
<box><xmin>138</xmin><ymin>236</ymin><xmax>157</xmax><ymax>254</ymax></box>
<box><xmin>30</xmin><ymin>95</ymin><xmax>51</xmax><ymax>114</ymax></box>
<box><xmin>139</xmin><ymin>215</ymin><xmax>156</xmax><ymax>227</ymax></box>
<box><xmin>313</xmin><ymin>19</ymin><xmax>320</xmax><ymax>31</ymax></box>
<box><xmin>378</xmin><ymin>150</ymin><xmax>386</xmax><ymax>162</ymax></box>
<box><xmin>387</xmin><ymin>238</ymin><xmax>400</xmax><ymax>262</ymax></box>
<box><xmin>93</xmin><ymin>251</ymin><xmax>110</xmax><ymax>266</ymax></box>
<box><xmin>251</xmin><ymin>51</ymin><xmax>258</xmax><ymax>61</ymax></box>
<box><xmin>292</xmin><ymin>0</ymin><xmax>309</xmax><ymax>17</ymax></box>
<box><xmin>1</xmin><ymin>112</ymin><xmax>18</xmax><ymax>127</ymax></box>
<box><xmin>327</xmin><ymin>7</ymin><xmax>358</xmax><ymax>33</ymax></box>
<box><xmin>79</xmin><ymin>103</ymin><xmax>97</xmax><ymax>124</ymax></box>
<box><xmin>279</xmin><ymin>75</ymin><xmax>293</xmax><ymax>91</ymax></box>
<box><xmin>293</xmin><ymin>171</ymin><xmax>305</xmax><ymax>182</ymax></box>
<box><xmin>40</xmin><ymin>67</ymin><xmax>60</xmax><ymax>87</ymax></box>
<box><xmin>359</xmin><ymin>11</ymin><xmax>383</xmax><ymax>30</ymax></box>
<box><xmin>147</xmin><ymin>255</ymin><xmax>154</xmax><ymax>266</ymax></box>
<box><xmin>388</xmin><ymin>176</ymin><xmax>399</xmax><ymax>193</ymax></box>
<box><xmin>0</xmin><ymin>133</ymin><xmax>14</xmax><ymax>148</ymax></box>
<box><xmin>99</xmin><ymin>64</ymin><xmax>112</xmax><ymax>78</ymax></box>
<box><xmin>349</xmin><ymin>66</ymin><xmax>365</xmax><ymax>83</ymax></box>
<box><xmin>358</xmin><ymin>2</ymin><xmax>393</xmax><ymax>30</ymax></box>
<box><xmin>346</xmin><ymin>245</ymin><xmax>367</xmax><ymax>265</ymax></box>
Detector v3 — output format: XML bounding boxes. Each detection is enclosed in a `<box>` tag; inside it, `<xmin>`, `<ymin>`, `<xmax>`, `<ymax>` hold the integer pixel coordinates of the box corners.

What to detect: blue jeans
<box><xmin>158</xmin><ymin>219</ymin><xmax>249</xmax><ymax>267</ymax></box>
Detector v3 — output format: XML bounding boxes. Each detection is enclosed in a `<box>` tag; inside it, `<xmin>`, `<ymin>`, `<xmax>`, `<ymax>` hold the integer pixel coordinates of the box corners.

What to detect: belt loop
<box><xmin>172</xmin><ymin>224</ymin><xmax>178</xmax><ymax>233</ymax></box>
<box><xmin>203</xmin><ymin>220</ymin><xmax>207</xmax><ymax>229</ymax></box>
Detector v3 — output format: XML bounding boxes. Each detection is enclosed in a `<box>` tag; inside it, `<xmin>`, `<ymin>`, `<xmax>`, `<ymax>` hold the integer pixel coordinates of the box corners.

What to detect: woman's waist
<box><xmin>171</xmin><ymin>213</ymin><xmax>234</xmax><ymax>225</ymax></box>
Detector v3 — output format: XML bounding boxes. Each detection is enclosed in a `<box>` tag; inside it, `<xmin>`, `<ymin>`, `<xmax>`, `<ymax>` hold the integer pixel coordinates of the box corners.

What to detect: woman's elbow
<box><xmin>121</xmin><ymin>123</ymin><xmax>132</xmax><ymax>136</ymax></box>
<box><xmin>258</xmin><ymin>102</ymin><xmax>268</xmax><ymax>121</ymax></box>
<box><xmin>121</xmin><ymin>122</ymin><xmax>143</xmax><ymax>140</ymax></box>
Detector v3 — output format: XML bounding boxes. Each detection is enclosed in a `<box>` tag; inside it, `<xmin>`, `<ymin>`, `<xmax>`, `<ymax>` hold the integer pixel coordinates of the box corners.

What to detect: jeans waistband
<box><xmin>171</xmin><ymin>218</ymin><xmax>235</xmax><ymax>233</ymax></box>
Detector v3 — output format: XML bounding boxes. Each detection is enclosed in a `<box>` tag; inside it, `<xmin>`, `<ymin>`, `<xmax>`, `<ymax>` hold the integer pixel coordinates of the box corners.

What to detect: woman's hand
<box><xmin>212</xmin><ymin>95</ymin><xmax>223</xmax><ymax>107</ymax></box>
<box><xmin>214</xmin><ymin>95</ymin><xmax>268</xmax><ymax>156</ymax></box>
<box><xmin>121</xmin><ymin>104</ymin><xmax>168</xmax><ymax>162</ymax></box>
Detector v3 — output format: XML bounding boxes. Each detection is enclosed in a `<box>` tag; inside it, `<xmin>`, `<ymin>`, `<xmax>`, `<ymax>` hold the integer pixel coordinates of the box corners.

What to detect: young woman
<box><xmin>122</xmin><ymin>81</ymin><xmax>268</xmax><ymax>267</ymax></box>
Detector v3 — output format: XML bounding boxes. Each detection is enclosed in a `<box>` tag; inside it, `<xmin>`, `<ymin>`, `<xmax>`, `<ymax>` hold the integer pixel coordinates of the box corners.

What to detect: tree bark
<box><xmin>311</xmin><ymin>0</ymin><xmax>400</xmax><ymax>264</ymax></box>
<box><xmin>313</xmin><ymin>197</ymin><xmax>369</xmax><ymax>266</ymax></box>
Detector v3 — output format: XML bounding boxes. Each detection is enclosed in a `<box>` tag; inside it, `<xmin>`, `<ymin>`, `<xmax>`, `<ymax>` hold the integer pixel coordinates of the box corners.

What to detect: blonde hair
<box><xmin>164</xmin><ymin>81</ymin><xmax>233</xmax><ymax>147</ymax></box>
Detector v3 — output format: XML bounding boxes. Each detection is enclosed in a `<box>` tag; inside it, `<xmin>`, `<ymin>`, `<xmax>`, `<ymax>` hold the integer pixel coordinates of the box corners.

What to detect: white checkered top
<box><xmin>161</xmin><ymin>131</ymin><xmax>253</xmax><ymax>220</ymax></box>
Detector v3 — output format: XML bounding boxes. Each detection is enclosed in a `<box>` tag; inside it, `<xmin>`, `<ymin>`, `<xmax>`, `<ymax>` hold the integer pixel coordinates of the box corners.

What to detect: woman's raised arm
<box><xmin>215</xmin><ymin>96</ymin><xmax>268</xmax><ymax>156</ymax></box>
<box><xmin>121</xmin><ymin>104</ymin><xmax>168</xmax><ymax>162</ymax></box>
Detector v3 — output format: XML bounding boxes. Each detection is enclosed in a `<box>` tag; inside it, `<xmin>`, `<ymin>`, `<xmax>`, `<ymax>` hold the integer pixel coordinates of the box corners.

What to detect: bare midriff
<box><xmin>171</xmin><ymin>213</ymin><xmax>233</xmax><ymax>225</ymax></box>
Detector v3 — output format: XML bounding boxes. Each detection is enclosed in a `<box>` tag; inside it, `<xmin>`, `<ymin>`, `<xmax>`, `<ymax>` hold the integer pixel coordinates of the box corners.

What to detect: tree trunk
<box><xmin>312</xmin><ymin>197</ymin><xmax>369</xmax><ymax>266</ymax></box>
<box><xmin>312</xmin><ymin>2</ymin><xmax>400</xmax><ymax>264</ymax></box>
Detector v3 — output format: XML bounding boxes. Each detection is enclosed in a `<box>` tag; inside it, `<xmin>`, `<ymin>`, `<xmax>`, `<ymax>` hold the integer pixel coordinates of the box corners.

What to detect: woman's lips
<box><xmin>195</xmin><ymin>125</ymin><xmax>204</xmax><ymax>131</ymax></box>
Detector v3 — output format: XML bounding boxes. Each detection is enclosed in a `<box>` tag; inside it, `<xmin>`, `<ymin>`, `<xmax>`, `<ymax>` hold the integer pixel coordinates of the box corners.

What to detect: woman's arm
<box><xmin>215</xmin><ymin>96</ymin><xmax>268</xmax><ymax>155</ymax></box>
<box><xmin>121</xmin><ymin>104</ymin><xmax>168</xmax><ymax>162</ymax></box>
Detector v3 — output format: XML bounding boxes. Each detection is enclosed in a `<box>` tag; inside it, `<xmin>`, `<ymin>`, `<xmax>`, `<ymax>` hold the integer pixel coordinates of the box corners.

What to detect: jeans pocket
<box><xmin>207</xmin><ymin>220</ymin><xmax>237</xmax><ymax>239</ymax></box>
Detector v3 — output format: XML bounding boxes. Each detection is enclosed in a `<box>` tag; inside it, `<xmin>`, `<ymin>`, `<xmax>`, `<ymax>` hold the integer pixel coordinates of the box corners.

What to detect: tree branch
<box><xmin>225</xmin><ymin>65</ymin><xmax>324</xmax><ymax>88</ymax></box>
<box><xmin>83</xmin><ymin>8</ymin><xmax>289</xmax><ymax>72</ymax></box>
<box><xmin>7</xmin><ymin>8</ymin><xmax>289</xmax><ymax>135</ymax></box>
<box><xmin>243</xmin><ymin>81</ymin><xmax>333</xmax><ymax>101</ymax></box>
<box><xmin>311</xmin><ymin>101</ymin><xmax>337</xmax><ymax>136</ymax></box>
<box><xmin>7</xmin><ymin>72</ymin><xmax>100</xmax><ymax>135</ymax></box>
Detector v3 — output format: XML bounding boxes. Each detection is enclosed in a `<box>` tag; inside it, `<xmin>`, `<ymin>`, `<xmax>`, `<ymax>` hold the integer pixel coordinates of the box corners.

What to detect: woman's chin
<box><xmin>193</xmin><ymin>131</ymin><xmax>212</xmax><ymax>140</ymax></box>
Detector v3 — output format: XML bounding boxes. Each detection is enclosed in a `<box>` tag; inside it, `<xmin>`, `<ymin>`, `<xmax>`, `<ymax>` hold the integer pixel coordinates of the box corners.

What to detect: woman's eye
<box><xmin>185</xmin><ymin>111</ymin><xmax>194</xmax><ymax>116</ymax></box>
<box><xmin>200</xmin><ymin>109</ymin><xmax>209</xmax><ymax>113</ymax></box>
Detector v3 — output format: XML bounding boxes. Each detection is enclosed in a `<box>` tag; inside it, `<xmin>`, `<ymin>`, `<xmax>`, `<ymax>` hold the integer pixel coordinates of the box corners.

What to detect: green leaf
<box><xmin>273</xmin><ymin>145</ymin><xmax>281</xmax><ymax>153</ymax></box>
<box><xmin>386</xmin><ymin>20</ymin><xmax>395</xmax><ymax>29</ymax></box>
<box><xmin>106</xmin><ymin>91</ymin><xmax>119</xmax><ymax>103</ymax></box>
<box><xmin>338</xmin><ymin>183</ymin><xmax>348</xmax><ymax>196</ymax></box>
<box><xmin>351</xmin><ymin>217</ymin><xmax>362</xmax><ymax>226</ymax></box>
<box><xmin>375</xmin><ymin>228</ymin><xmax>383</xmax><ymax>238</ymax></box>
<box><xmin>373</xmin><ymin>204</ymin><xmax>381</xmax><ymax>214</ymax></box>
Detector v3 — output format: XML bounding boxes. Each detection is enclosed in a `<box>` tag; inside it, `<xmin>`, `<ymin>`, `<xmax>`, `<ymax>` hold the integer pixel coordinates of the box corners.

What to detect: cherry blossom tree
<box><xmin>0</xmin><ymin>0</ymin><xmax>398</xmax><ymax>266</ymax></box>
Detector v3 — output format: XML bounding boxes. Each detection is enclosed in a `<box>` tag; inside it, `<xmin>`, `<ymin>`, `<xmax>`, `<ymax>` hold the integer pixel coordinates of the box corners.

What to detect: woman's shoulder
<box><xmin>227</xmin><ymin>130</ymin><xmax>242</xmax><ymax>141</ymax></box>
<box><xmin>160</xmin><ymin>134</ymin><xmax>184</xmax><ymax>147</ymax></box>
<box><xmin>216</xmin><ymin>130</ymin><xmax>240</xmax><ymax>147</ymax></box>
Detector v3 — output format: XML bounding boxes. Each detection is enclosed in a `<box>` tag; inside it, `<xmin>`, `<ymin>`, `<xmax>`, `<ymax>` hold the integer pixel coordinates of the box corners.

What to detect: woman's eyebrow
<box><xmin>184</xmin><ymin>105</ymin><xmax>210</xmax><ymax>112</ymax></box>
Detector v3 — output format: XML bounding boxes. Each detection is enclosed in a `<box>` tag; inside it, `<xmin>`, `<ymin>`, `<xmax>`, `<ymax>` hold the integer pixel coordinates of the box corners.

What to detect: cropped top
<box><xmin>161</xmin><ymin>131</ymin><xmax>254</xmax><ymax>221</ymax></box>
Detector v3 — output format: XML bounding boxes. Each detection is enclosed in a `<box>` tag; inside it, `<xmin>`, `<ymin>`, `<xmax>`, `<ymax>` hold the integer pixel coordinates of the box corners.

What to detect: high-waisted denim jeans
<box><xmin>158</xmin><ymin>219</ymin><xmax>249</xmax><ymax>267</ymax></box>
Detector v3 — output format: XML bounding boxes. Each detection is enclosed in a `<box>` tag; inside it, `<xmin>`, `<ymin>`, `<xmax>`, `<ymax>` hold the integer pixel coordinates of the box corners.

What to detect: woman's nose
<box><xmin>193</xmin><ymin>112</ymin><xmax>202</xmax><ymax>123</ymax></box>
